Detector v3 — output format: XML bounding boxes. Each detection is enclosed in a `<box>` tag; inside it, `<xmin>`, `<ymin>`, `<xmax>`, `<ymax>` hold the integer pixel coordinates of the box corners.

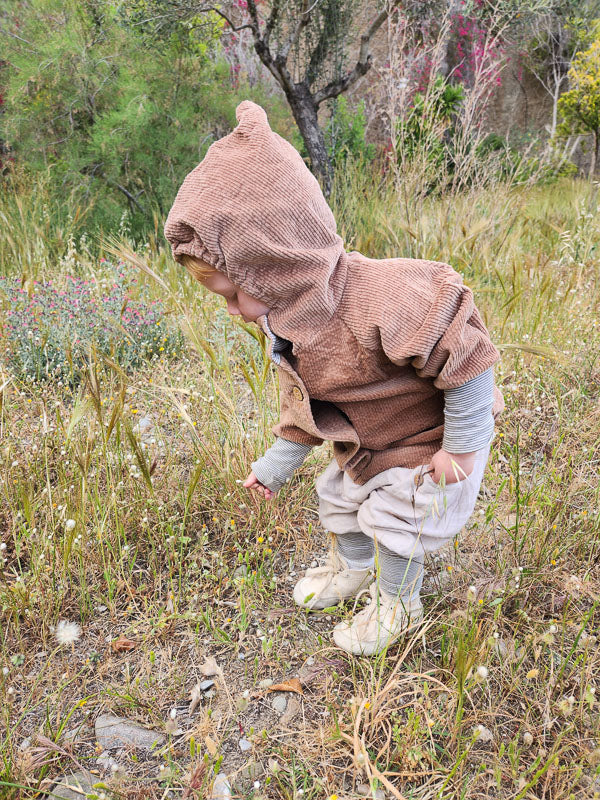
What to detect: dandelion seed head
<box><xmin>55</xmin><ymin>620</ymin><xmax>81</xmax><ymax>645</ymax></box>
<box><xmin>65</xmin><ymin>519</ymin><xmax>76</xmax><ymax>531</ymax></box>
<box><xmin>476</xmin><ymin>665</ymin><xmax>489</xmax><ymax>680</ymax></box>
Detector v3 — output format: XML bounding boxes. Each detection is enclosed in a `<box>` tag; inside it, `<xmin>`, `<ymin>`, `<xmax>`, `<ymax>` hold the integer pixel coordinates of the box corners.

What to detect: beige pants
<box><xmin>316</xmin><ymin>441</ymin><xmax>492</xmax><ymax>558</ymax></box>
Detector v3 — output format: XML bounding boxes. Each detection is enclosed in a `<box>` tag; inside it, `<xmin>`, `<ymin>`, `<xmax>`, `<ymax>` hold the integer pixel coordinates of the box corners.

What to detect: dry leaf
<box><xmin>110</xmin><ymin>635</ymin><xmax>137</xmax><ymax>653</ymax></box>
<box><xmin>267</xmin><ymin>678</ymin><xmax>303</xmax><ymax>696</ymax></box>
<box><xmin>200</xmin><ymin>657</ymin><xmax>219</xmax><ymax>677</ymax></box>
<box><xmin>189</xmin><ymin>684</ymin><xmax>203</xmax><ymax>714</ymax></box>
<box><xmin>205</xmin><ymin>735</ymin><xmax>218</xmax><ymax>757</ymax></box>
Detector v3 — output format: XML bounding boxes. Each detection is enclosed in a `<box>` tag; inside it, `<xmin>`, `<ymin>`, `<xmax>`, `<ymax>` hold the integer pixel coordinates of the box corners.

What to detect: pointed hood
<box><xmin>164</xmin><ymin>100</ymin><xmax>348</xmax><ymax>346</ymax></box>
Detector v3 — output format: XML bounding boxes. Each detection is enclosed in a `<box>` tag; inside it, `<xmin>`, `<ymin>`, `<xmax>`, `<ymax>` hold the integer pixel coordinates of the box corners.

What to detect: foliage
<box><xmin>0</xmin><ymin>263</ymin><xmax>183</xmax><ymax>385</ymax></box>
<box><xmin>395</xmin><ymin>76</ymin><xmax>465</xmax><ymax>172</ymax></box>
<box><xmin>0</xmin><ymin>0</ymin><xmax>285</xmax><ymax>241</ymax></box>
<box><xmin>556</xmin><ymin>38</ymin><xmax>600</xmax><ymax>173</ymax></box>
<box><xmin>292</xmin><ymin>95</ymin><xmax>376</xmax><ymax>168</ymax></box>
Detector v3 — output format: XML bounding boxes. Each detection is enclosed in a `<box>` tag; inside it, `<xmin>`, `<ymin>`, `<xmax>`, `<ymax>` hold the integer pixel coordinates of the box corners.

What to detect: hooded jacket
<box><xmin>164</xmin><ymin>100</ymin><xmax>505</xmax><ymax>485</ymax></box>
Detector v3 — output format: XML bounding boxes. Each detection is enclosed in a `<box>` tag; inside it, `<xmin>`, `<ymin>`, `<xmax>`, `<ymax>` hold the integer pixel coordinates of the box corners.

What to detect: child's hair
<box><xmin>179</xmin><ymin>253</ymin><xmax>217</xmax><ymax>282</ymax></box>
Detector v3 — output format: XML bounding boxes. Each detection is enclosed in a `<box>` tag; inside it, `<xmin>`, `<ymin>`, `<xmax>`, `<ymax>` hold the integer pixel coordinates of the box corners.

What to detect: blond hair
<box><xmin>180</xmin><ymin>253</ymin><xmax>217</xmax><ymax>282</ymax></box>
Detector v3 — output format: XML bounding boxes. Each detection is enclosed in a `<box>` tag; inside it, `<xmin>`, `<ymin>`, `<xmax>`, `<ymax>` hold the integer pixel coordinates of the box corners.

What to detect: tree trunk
<box><xmin>285</xmin><ymin>82</ymin><xmax>334</xmax><ymax>197</ymax></box>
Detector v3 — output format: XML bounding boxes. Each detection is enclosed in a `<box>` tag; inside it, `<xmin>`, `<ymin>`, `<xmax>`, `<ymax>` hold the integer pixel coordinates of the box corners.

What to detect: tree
<box><xmin>557</xmin><ymin>38</ymin><xmax>600</xmax><ymax>177</ymax></box>
<box><xmin>0</xmin><ymin>0</ymin><xmax>260</xmax><ymax>237</ymax></box>
<box><xmin>121</xmin><ymin>0</ymin><xmax>399</xmax><ymax>196</ymax></box>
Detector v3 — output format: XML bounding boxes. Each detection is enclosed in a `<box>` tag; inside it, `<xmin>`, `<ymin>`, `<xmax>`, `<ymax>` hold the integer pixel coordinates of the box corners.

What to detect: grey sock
<box><xmin>335</xmin><ymin>531</ymin><xmax>374</xmax><ymax>570</ymax></box>
<box><xmin>376</xmin><ymin>543</ymin><xmax>424</xmax><ymax>602</ymax></box>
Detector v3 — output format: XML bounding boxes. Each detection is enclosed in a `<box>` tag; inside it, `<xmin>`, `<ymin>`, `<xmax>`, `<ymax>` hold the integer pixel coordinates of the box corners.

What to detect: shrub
<box><xmin>0</xmin><ymin>262</ymin><xmax>184</xmax><ymax>386</ymax></box>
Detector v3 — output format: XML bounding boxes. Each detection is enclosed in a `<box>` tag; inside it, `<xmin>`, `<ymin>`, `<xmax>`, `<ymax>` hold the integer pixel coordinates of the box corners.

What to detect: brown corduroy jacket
<box><xmin>164</xmin><ymin>100</ymin><xmax>504</xmax><ymax>485</ymax></box>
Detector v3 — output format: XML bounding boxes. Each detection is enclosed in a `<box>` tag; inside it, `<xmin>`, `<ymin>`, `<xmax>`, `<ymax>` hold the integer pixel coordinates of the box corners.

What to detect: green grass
<box><xmin>0</xmin><ymin>163</ymin><xmax>599</xmax><ymax>799</ymax></box>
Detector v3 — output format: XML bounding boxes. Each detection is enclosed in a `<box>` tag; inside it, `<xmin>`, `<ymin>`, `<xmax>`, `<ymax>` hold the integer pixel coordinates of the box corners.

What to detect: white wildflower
<box><xmin>55</xmin><ymin>620</ymin><xmax>81</xmax><ymax>646</ymax></box>
<box><xmin>65</xmin><ymin>519</ymin><xmax>76</xmax><ymax>531</ymax></box>
<box><xmin>476</xmin><ymin>665</ymin><xmax>489</xmax><ymax>680</ymax></box>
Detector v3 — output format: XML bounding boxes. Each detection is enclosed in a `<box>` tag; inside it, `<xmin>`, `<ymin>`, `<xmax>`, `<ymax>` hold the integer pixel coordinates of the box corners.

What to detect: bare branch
<box><xmin>197</xmin><ymin>5</ymin><xmax>255</xmax><ymax>33</ymax></box>
<box><xmin>277</xmin><ymin>0</ymin><xmax>327</xmax><ymax>63</ymax></box>
<box><xmin>264</xmin><ymin>0</ymin><xmax>282</xmax><ymax>47</ymax></box>
<box><xmin>313</xmin><ymin>3</ymin><xmax>397</xmax><ymax>106</ymax></box>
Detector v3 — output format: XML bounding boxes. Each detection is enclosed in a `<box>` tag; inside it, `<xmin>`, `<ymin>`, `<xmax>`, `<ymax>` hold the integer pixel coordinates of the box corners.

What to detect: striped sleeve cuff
<box><xmin>442</xmin><ymin>367</ymin><xmax>496</xmax><ymax>453</ymax></box>
<box><xmin>251</xmin><ymin>437</ymin><xmax>313</xmax><ymax>492</ymax></box>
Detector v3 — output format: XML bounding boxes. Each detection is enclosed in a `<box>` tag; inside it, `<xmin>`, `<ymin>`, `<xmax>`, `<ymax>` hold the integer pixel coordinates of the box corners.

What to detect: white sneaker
<box><xmin>293</xmin><ymin>550</ymin><xmax>373</xmax><ymax>610</ymax></box>
<box><xmin>332</xmin><ymin>582</ymin><xmax>424</xmax><ymax>656</ymax></box>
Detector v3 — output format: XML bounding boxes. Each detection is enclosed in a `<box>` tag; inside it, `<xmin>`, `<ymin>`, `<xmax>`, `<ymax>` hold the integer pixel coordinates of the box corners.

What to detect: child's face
<box><xmin>201</xmin><ymin>269</ymin><xmax>271</xmax><ymax>323</ymax></box>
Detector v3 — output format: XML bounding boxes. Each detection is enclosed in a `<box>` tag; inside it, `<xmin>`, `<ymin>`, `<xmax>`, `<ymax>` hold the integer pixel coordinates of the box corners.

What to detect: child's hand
<box><xmin>243</xmin><ymin>472</ymin><xmax>275</xmax><ymax>501</ymax></box>
<box><xmin>426</xmin><ymin>449</ymin><xmax>476</xmax><ymax>485</ymax></box>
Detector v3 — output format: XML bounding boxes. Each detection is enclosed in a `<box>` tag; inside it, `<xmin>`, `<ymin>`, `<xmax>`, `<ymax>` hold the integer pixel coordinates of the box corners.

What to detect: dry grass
<box><xmin>0</xmin><ymin>165</ymin><xmax>599</xmax><ymax>799</ymax></box>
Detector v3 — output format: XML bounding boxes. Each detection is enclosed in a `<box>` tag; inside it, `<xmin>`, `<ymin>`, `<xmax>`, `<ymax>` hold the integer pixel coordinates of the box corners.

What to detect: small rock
<box><xmin>258</xmin><ymin>678</ymin><xmax>274</xmax><ymax>689</ymax></box>
<box><xmin>271</xmin><ymin>694</ymin><xmax>287</xmax><ymax>714</ymax></box>
<box><xmin>493</xmin><ymin>638</ymin><xmax>509</xmax><ymax>658</ymax></box>
<box><xmin>50</xmin><ymin>770</ymin><xmax>95</xmax><ymax>800</ymax></box>
<box><xmin>199</xmin><ymin>679</ymin><xmax>215</xmax><ymax>691</ymax></box>
<box><xmin>19</xmin><ymin>738</ymin><xmax>31</xmax><ymax>751</ymax></box>
<box><xmin>236</xmin><ymin>760</ymin><xmax>265</xmax><ymax>784</ymax></box>
<box><xmin>310</xmin><ymin>560</ymin><xmax>318</xmax><ymax>568</ymax></box>
<box><xmin>95</xmin><ymin>714</ymin><xmax>165</xmax><ymax>751</ymax></box>
<box><xmin>239</xmin><ymin>737</ymin><xmax>252</xmax><ymax>752</ymax></box>
<box><xmin>280</xmin><ymin>697</ymin><xmax>301</xmax><ymax>726</ymax></box>
<box><xmin>209</xmin><ymin>772</ymin><xmax>232</xmax><ymax>799</ymax></box>
<box><xmin>358</xmin><ymin>784</ymin><xmax>385</xmax><ymax>799</ymax></box>
<box><xmin>234</xmin><ymin>565</ymin><xmax>248</xmax><ymax>579</ymax></box>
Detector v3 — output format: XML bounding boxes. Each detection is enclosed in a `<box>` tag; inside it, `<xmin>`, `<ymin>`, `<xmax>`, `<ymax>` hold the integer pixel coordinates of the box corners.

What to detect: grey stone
<box><xmin>238</xmin><ymin>737</ymin><xmax>252</xmax><ymax>752</ymax></box>
<box><xmin>357</xmin><ymin>783</ymin><xmax>385</xmax><ymax>799</ymax></box>
<box><xmin>258</xmin><ymin>678</ymin><xmax>273</xmax><ymax>689</ymax></box>
<box><xmin>95</xmin><ymin>713</ymin><xmax>165</xmax><ymax>751</ymax></box>
<box><xmin>271</xmin><ymin>694</ymin><xmax>288</xmax><ymax>714</ymax></box>
<box><xmin>236</xmin><ymin>760</ymin><xmax>265</xmax><ymax>784</ymax></box>
<box><xmin>493</xmin><ymin>638</ymin><xmax>509</xmax><ymax>658</ymax></box>
<box><xmin>19</xmin><ymin>738</ymin><xmax>31</xmax><ymax>751</ymax></box>
<box><xmin>199</xmin><ymin>679</ymin><xmax>215</xmax><ymax>691</ymax></box>
<box><xmin>209</xmin><ymin>772</ymin><xmax>232</xmax><ymax>799</ymax></box>
<box><xmin>234</xmin><ymin>565</ymin><xmax>248</xmax><ymax>579</ymax></box>
<box><xmin>50</xmin><ymin>770</ymin><xmax>95</xmax><ymax>800</ymax></box>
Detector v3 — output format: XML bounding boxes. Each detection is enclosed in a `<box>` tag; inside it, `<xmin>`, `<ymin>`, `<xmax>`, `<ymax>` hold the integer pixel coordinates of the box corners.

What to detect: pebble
<box><xmin>95</xmin><ymin>714</ymin><xmax>165</xmax><ymax>751</ymax></box>
<box><xmin>357</xmin><ymin>784</ymin><xmax>385</xmax><ymax>799</ymax></box>
<box><xmin>199</xmin><ymin>679</ymin><xmax>215</xmax><ymax>692</ymax></box>
<box><xmin>310</xmin><ymin>560</ymin><xmax>318</xmax><ymax>568</ymax></box>
<box><xmin>258</xmin><ymin>678</ymin><xmax>274</xmax><ymax>689</ymax></box>
<box><xmin>49</xmin><ymin>771</ymin><xmax>95</xmax><ymax>800</ymax></box>
<box><xmin>19</xmin><ymin>738</ymin><xmax>31</xmax><ymax>751</ymax></box>
<box><xmin>209</xmin><ymin>772</ymin><xmax>232</xmax><ymax>799</ymax></box>
<box><xmin>271</xmin><ymin>694</ymin><xmax>288</xmax><ymax>714</ymax></box>
<box><xmin>239</xmin><ymin>737</ymin><xmax>252</xmax><ymax>752</ymax></box>
<box><xmin>493</xmin><ymin>638</ymin><xmax>509</xmax><ymax>658</ymax></box>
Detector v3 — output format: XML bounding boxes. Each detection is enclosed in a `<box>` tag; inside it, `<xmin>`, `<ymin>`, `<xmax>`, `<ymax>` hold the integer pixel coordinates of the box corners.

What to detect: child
<box><xmin>164</xmin><ymin>100</ymin><xmax>505</xmax><ymax>657</ymax></box>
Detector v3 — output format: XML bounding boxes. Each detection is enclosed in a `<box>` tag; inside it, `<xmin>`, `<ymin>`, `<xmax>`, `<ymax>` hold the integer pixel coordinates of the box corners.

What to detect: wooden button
<box><xmin>291</xmin><ymin>385</ymin><xmax>304</xmax><ymax>401</ymax></box>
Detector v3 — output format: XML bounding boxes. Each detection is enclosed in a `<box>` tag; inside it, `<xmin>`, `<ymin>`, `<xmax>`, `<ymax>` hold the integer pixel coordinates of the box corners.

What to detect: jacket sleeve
<box><xmin>380</xmin><ymin>265</ymin><xmax>501</xmax><ymax>390</ymax></box>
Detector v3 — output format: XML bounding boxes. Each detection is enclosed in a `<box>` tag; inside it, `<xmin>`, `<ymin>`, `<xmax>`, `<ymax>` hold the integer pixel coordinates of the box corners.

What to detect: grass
<box><xmin>0</xmin><ymin>161</ymin><xmax>599</xmax><ymax>799</ymax></box>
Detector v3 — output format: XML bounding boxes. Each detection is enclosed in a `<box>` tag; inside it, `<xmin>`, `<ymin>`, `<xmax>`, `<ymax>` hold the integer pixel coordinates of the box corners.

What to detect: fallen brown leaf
<box><xmin>205</xmin><ymin>735</ymin><xmax>218</xmax><ymax>756</ymax></box>
<box><xmin>200</xmin><ymin>656</ymin><xmax>219</xmax><ymax>677</ymax></box>
<box><xmin>267</xmin><ymin>678</ymin><xmax>303</xmax><ymax>696</ymax></box>
<box><xmin>110</xmin><ymin>635</ymin><xmax>137</xmax><ymax>653</ymax></box>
